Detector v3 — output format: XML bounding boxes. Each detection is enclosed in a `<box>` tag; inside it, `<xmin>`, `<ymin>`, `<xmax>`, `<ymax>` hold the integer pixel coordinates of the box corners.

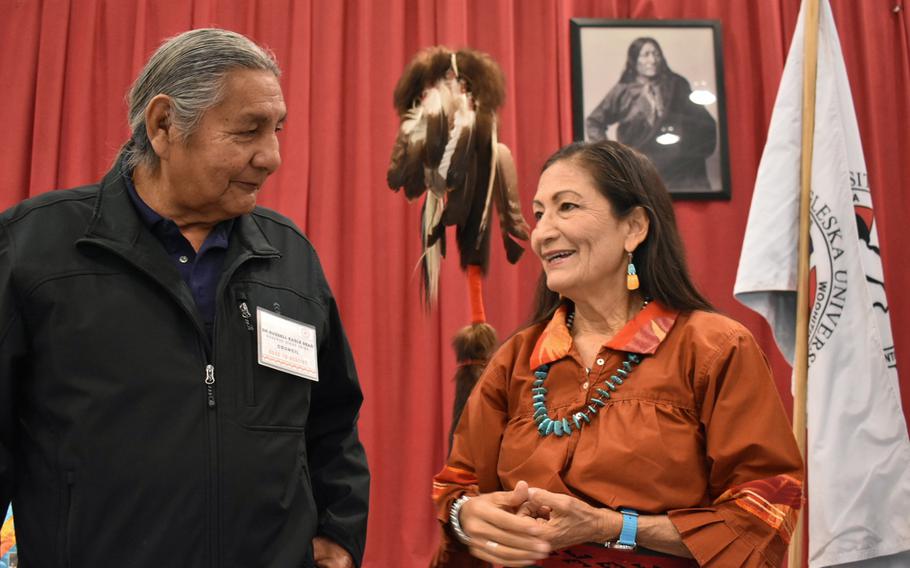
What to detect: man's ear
<box><xmin>624</xmin><ymin>206</ymin><xmax>650</xmax><ymax>252</ymax></box>
<box><xmin>145</xmin><ymin>94</ymin><xmax>175</xmax><ymax>160</ymax></box>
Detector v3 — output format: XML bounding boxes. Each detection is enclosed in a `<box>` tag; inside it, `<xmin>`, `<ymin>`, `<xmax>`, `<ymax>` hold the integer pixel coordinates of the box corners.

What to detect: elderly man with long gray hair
<box><xmin>0</xmin><ymin>29</ymin><xmax>369</xmax><ymax>568</ymax></box>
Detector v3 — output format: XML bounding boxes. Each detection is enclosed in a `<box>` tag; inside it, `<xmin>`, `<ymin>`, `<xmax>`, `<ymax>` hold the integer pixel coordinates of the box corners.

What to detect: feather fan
<box><xmin>387</xmin><ymin>48</ymin><xmax>531</xmax><ymax>453</ymax></box>
<box><xmin>387</xmin><ymin>46</ymin><xmax>529</xmax><ymax>299</ymax></box>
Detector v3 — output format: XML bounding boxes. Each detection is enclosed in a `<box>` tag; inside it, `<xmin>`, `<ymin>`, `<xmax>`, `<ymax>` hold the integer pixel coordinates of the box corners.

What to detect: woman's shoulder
<box><xmin>670</xmin><ymin>311</ymin><xmax>773</xmax><ymax>392</ymax></box>
<box><xmin>673</xmin><ymin>310</ymin><xmax>758</xmax><ymax>349</ymax></box>
<box><xmin>488</xmin><ymin>322</ymin><xmax>548</xmax><ymax>367</ymax></box>
<box><xmin>469</xmin><ymin>323</ymin><xmax>546</xmax><ymax>394</ymax></box>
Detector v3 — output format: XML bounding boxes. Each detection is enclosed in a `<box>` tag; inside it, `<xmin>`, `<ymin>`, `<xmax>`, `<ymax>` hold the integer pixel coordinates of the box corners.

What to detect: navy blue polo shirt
<box><xmin>125</xmin><ymin>175</ymin><xmax>233</xmax><ymax>342</ymax></box>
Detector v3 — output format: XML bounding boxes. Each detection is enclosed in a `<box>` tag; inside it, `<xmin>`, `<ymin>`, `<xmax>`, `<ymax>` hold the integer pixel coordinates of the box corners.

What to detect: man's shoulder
<box><xmin>1</xmin><ymin>184</ymin><xmax>99</xmax><ymax>228</ymax></box>
<box><xmin>1</xmin><ymin>185</ymin><xmax>99</xmax><ymax>245</ymax></box>
<box><xmin>249</xmin><ymin>206</ymin><xmax>311</xmax><ymax>244</ymax></box>
<box><xmin>667</xmin><ymin>71</ymin><xmax>693</xmax><ymax>90</ymax></box>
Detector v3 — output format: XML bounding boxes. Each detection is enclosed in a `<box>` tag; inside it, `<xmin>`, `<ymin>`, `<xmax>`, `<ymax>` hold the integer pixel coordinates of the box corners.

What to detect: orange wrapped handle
<box><xmin>467</xmin><ymin>265</ymin><xmax>486</xmax><ymax>324</ymax></box>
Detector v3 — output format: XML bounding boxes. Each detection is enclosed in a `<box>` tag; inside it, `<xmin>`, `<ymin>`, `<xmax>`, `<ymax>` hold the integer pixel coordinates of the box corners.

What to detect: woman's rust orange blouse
<box><xmin>432</xmin><ymin>302</ymin><xmax>803</xmax><ymax>567</ymax></box>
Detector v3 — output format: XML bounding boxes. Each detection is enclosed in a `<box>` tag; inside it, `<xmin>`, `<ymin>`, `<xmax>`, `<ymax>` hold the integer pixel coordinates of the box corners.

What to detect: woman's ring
<box><xmin>486</xmin><ymin>540</ymin><xmax>499</xmax><ymax>549</ymax></box>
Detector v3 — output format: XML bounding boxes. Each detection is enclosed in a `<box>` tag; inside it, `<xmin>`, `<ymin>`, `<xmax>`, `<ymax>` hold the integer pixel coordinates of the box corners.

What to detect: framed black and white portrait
<box><xmin>571</xmin><ymin>19</ymin><xmax>730</xmax><ymax>199</ymax></box>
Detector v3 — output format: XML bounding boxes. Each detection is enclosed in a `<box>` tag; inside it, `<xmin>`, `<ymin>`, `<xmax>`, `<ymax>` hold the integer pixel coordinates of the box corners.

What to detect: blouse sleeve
<box><xmin>430</xmin><ymin>358</ymin><xmax>511</xmax><ymax>568</ymax></box>
<box><xmin>667</xmin><ymin>327</ymin><xmax>804</xmax><ymax>567</ymax></box>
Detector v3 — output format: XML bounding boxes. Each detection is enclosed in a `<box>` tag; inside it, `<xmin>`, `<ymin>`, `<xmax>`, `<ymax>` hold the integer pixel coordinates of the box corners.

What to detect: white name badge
<box><xmin>256</xmin><ymin>306</ymin><xmax>319</xmax><ymax>382</ymax></box>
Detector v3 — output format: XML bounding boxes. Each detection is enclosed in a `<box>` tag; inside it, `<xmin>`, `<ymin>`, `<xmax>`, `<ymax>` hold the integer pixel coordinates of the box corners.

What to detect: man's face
<box><xmin>636</xmin><ymin>42</ymin><xmax>662</xmax><ymax>78</ymax></box>
<box><xmin>164</xmin><ymin>68</ymin><xmax>286</xmax><ymax>223</ymax></box>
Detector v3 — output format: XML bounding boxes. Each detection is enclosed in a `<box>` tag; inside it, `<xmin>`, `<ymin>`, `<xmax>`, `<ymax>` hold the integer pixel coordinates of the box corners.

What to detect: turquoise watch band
<box><xmin>612</xmin><ymin>508</ymin><xmax>638</xmax><ymax>550</ymax></box>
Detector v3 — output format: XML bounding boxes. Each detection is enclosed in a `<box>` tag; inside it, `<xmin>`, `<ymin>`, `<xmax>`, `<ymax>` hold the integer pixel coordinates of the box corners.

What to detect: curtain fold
<box><xmin>1</xmin><ymin>1</ymin><xmax>907</xmax><ymax>565</ymax></box>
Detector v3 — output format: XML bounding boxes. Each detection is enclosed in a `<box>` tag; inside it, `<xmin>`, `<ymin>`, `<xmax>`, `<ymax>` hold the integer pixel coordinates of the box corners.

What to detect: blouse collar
<box><xmin>529</xmin><ymin>301</ymin><xmax>680</xmax><ymax>369</ymax></box>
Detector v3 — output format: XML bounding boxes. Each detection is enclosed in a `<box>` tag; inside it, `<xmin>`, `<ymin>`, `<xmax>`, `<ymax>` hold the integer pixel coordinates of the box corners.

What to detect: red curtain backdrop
<box><xmin>2</xmin><ymin>1</ymin><xmax>908</xmax><ymax>566</ymax></box>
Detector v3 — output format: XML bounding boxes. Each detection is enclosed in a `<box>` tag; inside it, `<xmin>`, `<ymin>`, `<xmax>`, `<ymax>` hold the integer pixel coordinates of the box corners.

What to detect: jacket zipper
<box><xmin>205</xmin><ymin>364</ymin><xmax>216</xmax><ymax>408</ymax></box>
<box><xmin>238</xmin><ymin>300</ymin><xmax>256</xmax><ymax>405</ymax></box>
<box><xmin>239</xmin><ymin>301</ymin><xmax>254</xmax><ymax>331</ymax></box>
<box><xmin>204</xmin><ymin>361</ymin><xmax>218</xmax><ymax>568</ymax></box>
<box><xmin>207</xmin><ymin>253</ymin><xmax>277</xmax><ymax>568</ymax></box>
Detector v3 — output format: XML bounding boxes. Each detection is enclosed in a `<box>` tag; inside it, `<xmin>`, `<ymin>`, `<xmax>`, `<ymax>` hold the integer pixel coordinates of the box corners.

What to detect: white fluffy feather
<box><xmin>400</xmin><ymin>105</ymin><xmax>426</xmax><ymax>142</ymax></box>
<box><xmin>421</xmin><ymin>192</ymin><xmax>445</xmax><ymax>302</ymax></box>
<box><xmin>437</xmin><ymin>101</ymin><xmax>475</xmax><ymax>180</ymax></box>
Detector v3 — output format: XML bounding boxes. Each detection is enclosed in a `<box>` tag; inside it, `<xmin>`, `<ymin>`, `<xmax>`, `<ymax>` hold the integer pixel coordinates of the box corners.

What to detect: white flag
<box><xmin>734</xmin><ymin>1</ymin><xmax>910</xmax><ymax>566</ymax></box>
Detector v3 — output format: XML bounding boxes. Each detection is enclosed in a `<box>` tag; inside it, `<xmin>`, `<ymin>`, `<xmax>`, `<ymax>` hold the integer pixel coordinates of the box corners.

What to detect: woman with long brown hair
<box><xmin>432</xmin><ymin>141</ymin><xmax>802</xmax><ymax>567</ymax></box>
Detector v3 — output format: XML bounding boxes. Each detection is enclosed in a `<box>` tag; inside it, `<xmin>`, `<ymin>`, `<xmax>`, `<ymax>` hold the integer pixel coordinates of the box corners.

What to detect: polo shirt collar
<box><xmin>123</xmin><ymin>172</ymin><xmax>234</xmax><ymax>252</ymax></box>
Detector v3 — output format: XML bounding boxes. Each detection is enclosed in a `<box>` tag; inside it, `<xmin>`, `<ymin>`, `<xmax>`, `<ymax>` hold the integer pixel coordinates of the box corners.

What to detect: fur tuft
<box><xmin>454</xmin><ymin>49</ymin><xmax>506</xmax><ymax>112</ymax></box>
<box><xmin>449</xmin><ymin>323</ymin><xmax>498</xmax><ymax>449</ymax></box>
<box><xmin>452</xmin><ymin>322</ymin><xmax>497</xmax><ymax>360</ymax></box>
<box><xmin>392</xmin><ymin>47</ymin><xmax>452</xmax><ymax>116</ymax></box>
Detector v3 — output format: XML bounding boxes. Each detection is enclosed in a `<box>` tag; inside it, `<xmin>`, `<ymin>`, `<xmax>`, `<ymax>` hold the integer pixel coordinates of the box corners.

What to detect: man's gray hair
<box><xmin>119</xmin><ymin>28</ymin><xmax>280</xmax><ymax>171</ymax></box>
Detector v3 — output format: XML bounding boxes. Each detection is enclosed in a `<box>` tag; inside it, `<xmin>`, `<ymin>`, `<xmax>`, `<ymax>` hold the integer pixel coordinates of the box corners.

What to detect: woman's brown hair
<box><xmin>529</xmin><ymin>140</ymin><xmax>713</xmax><ymax>326</ymax></box>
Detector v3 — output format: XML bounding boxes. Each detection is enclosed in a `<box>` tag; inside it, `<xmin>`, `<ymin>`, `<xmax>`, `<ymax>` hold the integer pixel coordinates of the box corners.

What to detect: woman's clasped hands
<box><xmin>457</xmin><ymin>481</ymin><xmax>623</xmax><ymax>567</ymax></box>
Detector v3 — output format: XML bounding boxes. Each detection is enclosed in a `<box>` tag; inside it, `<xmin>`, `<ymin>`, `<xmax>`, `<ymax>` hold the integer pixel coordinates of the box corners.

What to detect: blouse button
<box><xmin>596</xmin><ymin>358</ymin><xmax>605</xmax><ymax>366</ymax></box>
<box><xmin>178</xmin><ymin>255</ymin><xmax>189</xmax><ymax>264</ymax></box>
<box><xmin>582</xmin><ymin>381</ymin><xmax>589</xmax><ymax>390</ymax></box>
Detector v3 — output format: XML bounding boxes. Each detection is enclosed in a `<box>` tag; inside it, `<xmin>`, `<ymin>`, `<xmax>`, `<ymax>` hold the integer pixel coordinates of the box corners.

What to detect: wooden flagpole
<box><xmin>790</xmin><ymin>0</ymin><xmax>820</xmax><ymax>566</ymax></box>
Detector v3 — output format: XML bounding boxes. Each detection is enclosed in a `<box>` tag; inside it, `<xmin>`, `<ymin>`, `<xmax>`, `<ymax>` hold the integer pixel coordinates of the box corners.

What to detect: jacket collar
<box><xmin>529</xmin><ymin>300</ymin><xmax>680</xmax><ymax>369</ymax></box>
<box><xmin>81</xmin><ymin>162</ymin><xmax>279</xmax><ymax>258</ymax></box>
<box><xmin>76</xmin><ymin>162</ymin><xmax>281</xmax><ymax>346</ymax></box>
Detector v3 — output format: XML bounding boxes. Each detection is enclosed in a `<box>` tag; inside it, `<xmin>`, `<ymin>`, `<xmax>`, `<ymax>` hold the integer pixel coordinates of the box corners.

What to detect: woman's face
<box><xmin>636</xmin><ymin>42</ymin><xmax>662</xmax><ymax>78</ymax></box>
<box><xmin>530</xmin><ymin>160</ymin><xmax>633</xmax><ymax>303</ymax></box>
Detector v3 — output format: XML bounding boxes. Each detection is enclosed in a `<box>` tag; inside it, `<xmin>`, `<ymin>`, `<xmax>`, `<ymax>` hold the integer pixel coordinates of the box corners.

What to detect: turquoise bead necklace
<box><xmin>533</xmin><ymin>305</ymin><xmax>645</xmax><ymax>437</ymax></box>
